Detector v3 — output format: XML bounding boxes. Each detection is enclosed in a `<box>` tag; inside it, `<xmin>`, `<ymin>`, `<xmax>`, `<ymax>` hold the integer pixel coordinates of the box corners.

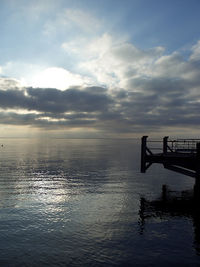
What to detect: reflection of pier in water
<box><xmin>139</xmin><ymin>185</ymin><xmax>200</xmax><ymax>255</ymax></box>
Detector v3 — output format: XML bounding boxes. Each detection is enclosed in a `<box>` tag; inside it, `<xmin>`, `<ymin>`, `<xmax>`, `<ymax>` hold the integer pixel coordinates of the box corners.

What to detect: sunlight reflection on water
<box><xmin>0</xmin><ymin>138</ymin><xmax>199</xmax><ymax>266</ymax></box>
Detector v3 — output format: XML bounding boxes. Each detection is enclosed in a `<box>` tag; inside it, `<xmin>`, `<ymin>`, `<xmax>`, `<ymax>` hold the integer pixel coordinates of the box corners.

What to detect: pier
<box><xmin>141</xmin><ymin>136</ymin><xmax>200</xmax><ymax>179</ymax></box>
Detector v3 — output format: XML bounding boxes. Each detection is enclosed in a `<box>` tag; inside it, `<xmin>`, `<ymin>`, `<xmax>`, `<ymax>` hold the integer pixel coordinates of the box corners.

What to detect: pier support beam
<box><xmin>196</xmin><ymin>143</ymin><xmax>200</xmax><ymax>177</ymax></box>
<box><xmin>141</xmin><ymin>136</ymin><xmax>148</xmax><ymax>173</ymax></box>
<box><xmin>194</xmin><ymin>142</ymin><xmax>200</xmax><ymax>200</ymax></box>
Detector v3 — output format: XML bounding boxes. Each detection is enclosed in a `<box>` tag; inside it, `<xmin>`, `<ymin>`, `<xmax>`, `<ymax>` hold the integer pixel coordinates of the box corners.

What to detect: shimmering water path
<box><xmin>0</xmin><ymin>139</ymin><xmax>199</xmax><ymax>266</ymax></box>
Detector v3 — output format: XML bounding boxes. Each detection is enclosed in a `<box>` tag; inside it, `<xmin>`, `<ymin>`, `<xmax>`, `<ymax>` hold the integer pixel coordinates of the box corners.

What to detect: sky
<box><xmin>0</xmin><ymin>0</ymin><xmax>200</xmax><ymax>138</ymax></box>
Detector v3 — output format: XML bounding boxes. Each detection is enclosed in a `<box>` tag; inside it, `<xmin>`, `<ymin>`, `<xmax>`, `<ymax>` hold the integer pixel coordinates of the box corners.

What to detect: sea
<box><xmin>0</xmin><ymin>138</ymin><xmax>199</xmax><ymax>266</ymax></box>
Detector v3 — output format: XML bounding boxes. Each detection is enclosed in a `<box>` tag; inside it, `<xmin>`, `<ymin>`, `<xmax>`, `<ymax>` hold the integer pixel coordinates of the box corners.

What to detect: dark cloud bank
<box><xmin>0</xmin><ymin>75</ymin><xmax>200</xmax><ymax>136</ymax></box>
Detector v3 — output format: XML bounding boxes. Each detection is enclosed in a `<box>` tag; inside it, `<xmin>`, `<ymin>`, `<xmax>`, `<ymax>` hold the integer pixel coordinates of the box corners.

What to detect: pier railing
<box><xmin>172</xmin><ymin>139</ymin><xmax>200</xmax><ymax>153</ymax></box>
<box><xmin>146</xmin><ymin>137</ymin><xmax>200</xmax><ymax>154</ymax></box>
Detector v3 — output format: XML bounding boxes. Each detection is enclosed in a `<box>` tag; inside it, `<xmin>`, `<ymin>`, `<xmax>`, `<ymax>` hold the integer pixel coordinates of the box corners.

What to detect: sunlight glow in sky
<box><xmin>0</xmin><ymin>0</ymin><xmax>200</xmax><ymax>138</ymax></box>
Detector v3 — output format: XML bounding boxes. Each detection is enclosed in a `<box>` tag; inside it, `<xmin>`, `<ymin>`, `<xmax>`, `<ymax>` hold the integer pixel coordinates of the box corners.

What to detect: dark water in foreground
<box><xmin>0</xmin><ymin>138</ymin><xmax>199</xmax><ymax>266</ymax></box>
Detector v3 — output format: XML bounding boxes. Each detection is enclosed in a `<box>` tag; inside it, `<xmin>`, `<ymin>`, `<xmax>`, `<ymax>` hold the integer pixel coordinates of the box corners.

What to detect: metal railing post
<box><xmin>163</xmin><ymin>136</ymin><xmax>169</xmax><ymax>154</ymax></box>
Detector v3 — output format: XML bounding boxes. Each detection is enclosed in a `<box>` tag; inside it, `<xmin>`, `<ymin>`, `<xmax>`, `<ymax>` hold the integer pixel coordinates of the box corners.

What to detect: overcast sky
<box><xmin>0</xmin><ymin>0</ymin><xmax>200</xmax><ymax>138</ymax></box>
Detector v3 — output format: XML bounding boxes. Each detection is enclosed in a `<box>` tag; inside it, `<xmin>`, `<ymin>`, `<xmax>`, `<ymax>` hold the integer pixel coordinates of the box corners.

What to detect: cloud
<box><xmin>0</xmin><ymin>63</ymin><xmax>93</xmax><ymax>90</ymax></box>
<box><xmin>43</xmin><ymin>8</ymin><xmax>102</xmax><ymax>36</ymax></box>
<box><xmin>71</xmin><ymin>35</ymin><xmax>200</xmax><ymax>107</ymax></box>
<box><xmin>0</xmin><ymin>86</ymin><xmax>112</xmax><ymax>113</ymax></box>
<box><xmin>0</xmin><ymin>73</ymin><xmax>200</xmax><ymax>135</ymax></box>
<box><xmin>76</xmin><ymin>33</ymin><xmax>165</xmax><ymax>87</ymax></box>
<box><xmin>1</xmin><ymin>39</ymin><xmax>200</xmax><ymax>136</ymax></box>
<box><xmin>0</xmin><ymin>85</ymin><xmax>113</xmax><ymax>130</ymax></box>
<box><xmin>63</xmin><ymin>9</ymin><xmax>101</xmax><ymax>33</ymax></box>
<box><xmin>29</xmin><ymin>67</ymin><xmax>93</xmax><ymax>90</ymax></box>
<box><xmin>0</xmin><ymin>61</ymin><xmax>46</xmax><ymax>86</ymax></box>
<box><xmin>7</xmin><ymin>0</ymin><xmax>60</xmax><ymax>21</ymax></box>
<box><xmin>0</xmin><ymin>77</ymin><xmax>23</xmax><ymax>90</ymax></box>
<box><xmin>190</xmin><ymin>40</ymin><xmax>200</xmax><ymax>61</ymax></box>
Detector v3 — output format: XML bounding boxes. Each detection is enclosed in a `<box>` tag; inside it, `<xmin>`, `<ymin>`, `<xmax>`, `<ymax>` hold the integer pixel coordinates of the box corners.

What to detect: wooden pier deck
<box><xmin>141</xmin><ymin>136</ymin><xmax>200</xmax><ymax>178</ymax></box>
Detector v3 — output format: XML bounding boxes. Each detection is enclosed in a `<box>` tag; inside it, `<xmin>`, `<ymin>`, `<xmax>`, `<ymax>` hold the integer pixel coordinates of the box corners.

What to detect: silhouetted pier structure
<box><xmin>141</xmin><ymin>136</ymin><xmax>200</xmax><ymax>179</ymax></box>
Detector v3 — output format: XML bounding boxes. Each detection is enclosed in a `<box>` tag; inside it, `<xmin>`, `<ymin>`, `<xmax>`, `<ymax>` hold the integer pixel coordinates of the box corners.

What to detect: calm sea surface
<box><xmin>0</xmin><ymin>138</ymin><xmax>199</xmax><ymax>266</ymax></box>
